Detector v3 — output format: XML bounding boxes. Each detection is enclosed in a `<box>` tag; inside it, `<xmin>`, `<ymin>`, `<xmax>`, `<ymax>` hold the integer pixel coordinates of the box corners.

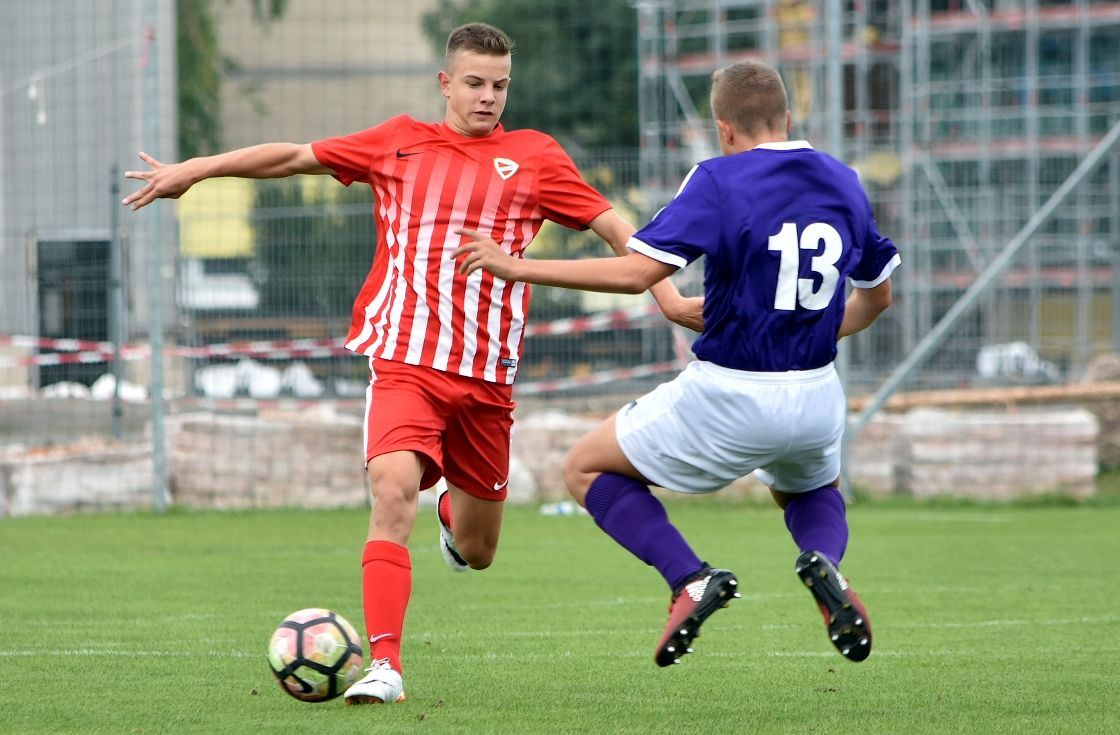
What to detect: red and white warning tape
<box><xmin>523</xmin><ymin>304</ymin><xmax>661</xmax><ymax>337</ymax></box>
<box><xmin>172</xmin><ymin>338</ymin><xmax>348</xmax><ymax>359</ymax></box>
<box><xmin>514</xmin><ymin>360</ymin><xmax>681</xmax><ymax>395</ymax></box>
<box><xmin>8</xmin><ymin>346</ymin><xmax>151</xmax><ymax>367</ymax></box>
<box><xmin>0</xmin><ymin>335</ymin><xmax>117</xmax><ymax>352</ymax></box>
<box><xmin>0</xmin><ymin>304</ymin><xmax>670</xmax><ymax>368</ymax></box>
<box><xmin>1</xmin><ymin>305</ymin><xmax>689</xmax><ymax>394</ymax></box>
<box><xmin>171</xmin><ymin>396</ymin><xmax>366</xmax><ymax>413</ymax></box>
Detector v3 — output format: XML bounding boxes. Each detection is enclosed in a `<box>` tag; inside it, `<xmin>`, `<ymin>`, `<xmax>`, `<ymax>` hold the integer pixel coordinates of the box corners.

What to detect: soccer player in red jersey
<box><xmin>123</xmin><ymin>23</ymin><xmax>701</xmax><ymax>703</ymax></box>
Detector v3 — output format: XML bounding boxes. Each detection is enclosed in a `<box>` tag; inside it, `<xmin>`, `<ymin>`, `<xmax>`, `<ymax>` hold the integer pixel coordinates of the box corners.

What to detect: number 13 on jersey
<box><xmin>768</xmin><ymin>222</ymin><xmax>843</xmax><ymax>311</ymax></box>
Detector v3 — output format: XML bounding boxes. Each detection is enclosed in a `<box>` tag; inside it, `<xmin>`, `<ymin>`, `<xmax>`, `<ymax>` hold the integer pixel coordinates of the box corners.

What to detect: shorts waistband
<box><xmin>690</xmin><ymin>360</ymin><xmax>837</xmax><ymax>384</ymax></box>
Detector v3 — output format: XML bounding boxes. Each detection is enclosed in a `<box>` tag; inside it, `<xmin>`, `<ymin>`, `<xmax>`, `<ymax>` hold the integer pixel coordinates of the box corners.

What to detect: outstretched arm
<box><xmin>122</xmin><ymin>143</ymin><xmax>331</xmax><ymax>210</ymax></box>
<box><xmin>453</xmin><ymin>228</ymin><xmax>676</xmax><ymax>294</ymax></box>
<box><xmin>838</xmin><ymin>279</ymin><xmax>892</xmax><ymax>338</ymax></box>
<box><xmin>586</xmin><ymin>210</ymin><xmax>704</xmax><ymax>331</ymax></box>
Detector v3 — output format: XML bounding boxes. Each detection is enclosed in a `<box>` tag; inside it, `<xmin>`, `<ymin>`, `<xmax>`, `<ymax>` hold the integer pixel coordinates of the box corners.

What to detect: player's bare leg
<box><xmin>366</xmin><ymin>451</ymin><xmax>423</xmax><ymax>544</ymax></box>
<box><xmin>565</xmin><ymin>415</ymin><xmax>740</xmax><ymax>667</ymax></box>
<box><xmin>563</xmin><ymin>412</ymin><xmax>643</xmax><ymax>504</ymax></box>
<box><xmin>346</xmin><ymin>451</ymin><xmax>424</xmax><ymax>705</ymax></box>
<box><xmin>773</xmin><ymin>484</ymin><xmax>872</xmax><ymax>662</ymax></box>
<box><xmin>437</xmin><ymin>482</ymin><xmax>504</xmax><ymax>571</ymax></box>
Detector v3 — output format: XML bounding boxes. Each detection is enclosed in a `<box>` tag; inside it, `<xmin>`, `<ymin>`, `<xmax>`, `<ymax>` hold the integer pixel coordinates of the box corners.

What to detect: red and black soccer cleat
<box><xmin>795</xmin><ymin>550</ymin><xmax>872</xmax><ymax>662</ymax></box>
<box><xmin>654</xmin><ymin>566</ymin><xmax>741</xmax><ymax>667</ymax></box>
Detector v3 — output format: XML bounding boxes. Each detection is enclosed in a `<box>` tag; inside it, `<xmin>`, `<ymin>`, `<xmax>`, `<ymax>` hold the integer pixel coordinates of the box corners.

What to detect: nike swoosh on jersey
<box><xmin>396</xmin><ymin>149</ymin><xmax>423</xmax><ymax>158</ymax></box>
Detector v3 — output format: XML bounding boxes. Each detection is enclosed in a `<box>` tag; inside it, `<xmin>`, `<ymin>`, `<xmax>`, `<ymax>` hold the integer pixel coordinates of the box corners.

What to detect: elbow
<box><xmin>621</xmin><ymin>273</ymin><xmax>658</xmax><ymax>294</ymax></box>
<box><xmin>623</xmin><ymin>257</ymin><xmax>675</xmax><ymax>294</ymax></box>
<box><xmin>870</xmin><ymin>280</ymin><xmax>893</xmax><ymax>313</ymax></box>
<box><xmin>873</xmin><ymin>292</ymin><xmax>892</xmax><ymax>315</ymax></box>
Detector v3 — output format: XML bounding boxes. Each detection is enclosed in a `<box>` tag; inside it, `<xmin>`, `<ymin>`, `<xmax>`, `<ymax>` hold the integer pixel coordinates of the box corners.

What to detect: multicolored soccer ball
<box><xmin>267</xmin><ymin>608</ymin><xmax>365</xmax><ymax>702</ymax></box>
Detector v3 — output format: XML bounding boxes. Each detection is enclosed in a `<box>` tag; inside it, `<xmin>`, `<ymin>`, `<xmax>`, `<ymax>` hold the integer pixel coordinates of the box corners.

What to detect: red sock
<box><xmin>438</xmin><ymin>490</ymin><xmax>453</xmax><ymax>531</ymax></box>
<box><xmin>360</xmin><ymin>540</ymin><xmax>411</xmax><ymax>673</ymax></box>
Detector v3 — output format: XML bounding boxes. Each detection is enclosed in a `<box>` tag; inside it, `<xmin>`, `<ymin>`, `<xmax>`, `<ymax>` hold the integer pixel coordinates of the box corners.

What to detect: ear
<box><xmin>715</xmin><ymin>119</ymin><xmax>735</xmax><ymax>147</ymax></box>
<box><xmin>785</xmin><ymin>110</ymin><xmax>792</xmax><ymax>136</ymax></box>
<box><xmin>438</xmin><ymin>70</ymin><xmax>451</xmax><ymax>99</ymax></box>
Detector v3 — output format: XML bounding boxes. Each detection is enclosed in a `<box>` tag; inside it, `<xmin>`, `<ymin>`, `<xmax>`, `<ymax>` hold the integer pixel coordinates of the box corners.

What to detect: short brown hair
<box><xmin>445</xmin><ymin>22</ymin><xmax>514</xmax><ymax>62</ymax></box>
<box><xmin>710</xmin><ymin>60</ymin><xmax>788</xmax><ymax>136</ymax></box>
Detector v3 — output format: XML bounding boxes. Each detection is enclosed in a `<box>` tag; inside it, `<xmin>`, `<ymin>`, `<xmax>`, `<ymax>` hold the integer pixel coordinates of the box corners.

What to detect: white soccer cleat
<box><xmin>344</xmin><ymin>659</ymin><xmax>406</xmax><ymax>704</ymax></box>
<box><xmin>436</xmin><ymin>485</ymin><xmax>469</xmax><ymax>572</ymax></box>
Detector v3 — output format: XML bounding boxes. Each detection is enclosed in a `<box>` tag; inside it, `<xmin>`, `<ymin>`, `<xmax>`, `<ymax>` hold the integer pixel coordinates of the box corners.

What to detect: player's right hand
<box><xmin>122</xmin><ymin>152</ymin><xmax>195</xmax><ymax>210</ymax></box>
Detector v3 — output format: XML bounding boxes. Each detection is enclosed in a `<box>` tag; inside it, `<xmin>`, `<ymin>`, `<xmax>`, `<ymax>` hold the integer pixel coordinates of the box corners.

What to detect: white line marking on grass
<box><xmin>762</xmin><ymin>614</ymin><xmax>1119</xmax><ymax>632</ymax></box>
<box><xmin>7</xmin><ymin>643</ymin><xmax>1114</xmax><ymax>663</ymax></box>
<box><xmin>531</xmin><ymin>591</ymin><xmax>804</xmax><ymax>612</ymax></box>
<box><xmin>872</xmin><ymin>512</ymin><xmax>1013</xmax><ymax>524</ymax></box>
<box><xmin>768</xmin><ymin>647</ymin><xmax>1120</xmax><ymax>658</ymax></box>
<box><xmin>0</xmin><ymin>649</ymin><xmax>257</xmax><ymax>658</ymax></box>
<box><xmin>891</xmin><ymin>615</ymin><xmax>1120</xmax><ymax>630</ymax></box>
<box><xmin>19</xmin><ymin>612</ymin><xmax>236</xmax><ymax>628</ymax></box>
<box><xmin>529</xmin><ymin>596</ymin><xmax>664</xmax><ymax>610</ymax></box>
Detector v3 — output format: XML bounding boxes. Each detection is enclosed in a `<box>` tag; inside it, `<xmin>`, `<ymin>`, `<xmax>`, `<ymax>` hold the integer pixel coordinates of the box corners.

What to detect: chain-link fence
<box><xmin>2</xmin><ymin>1</ymin><xmax>1118</xmax><ymax>512</ymax></box>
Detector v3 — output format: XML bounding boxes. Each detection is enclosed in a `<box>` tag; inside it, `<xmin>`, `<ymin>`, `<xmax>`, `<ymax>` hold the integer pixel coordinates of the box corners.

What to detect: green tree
<box><xmin>177</xmin><ymin>0</ymin><xmax>289</xmax><ymax>159</ymax></box>
<box><xmin>421</xmin><ymin>0</ymin><xmax>638</xmax><ymax>149</ymax></box>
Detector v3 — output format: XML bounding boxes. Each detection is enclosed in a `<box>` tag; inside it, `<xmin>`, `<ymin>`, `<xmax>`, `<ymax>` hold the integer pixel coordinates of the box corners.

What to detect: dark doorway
<box><xmin>36</xmin><ymin>239</ymin><xmax>111</xmax><ymax>388</ymax></box>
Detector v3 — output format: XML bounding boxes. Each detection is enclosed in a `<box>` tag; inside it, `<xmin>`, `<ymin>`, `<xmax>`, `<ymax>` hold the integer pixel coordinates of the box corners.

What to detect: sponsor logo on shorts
<box><xmin>492</xmin><ymin>479</ymin><xmax>508</xmax><ymax>492</ymax></box>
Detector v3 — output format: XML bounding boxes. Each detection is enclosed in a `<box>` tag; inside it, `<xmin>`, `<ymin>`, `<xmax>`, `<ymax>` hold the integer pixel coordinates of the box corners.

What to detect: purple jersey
<box><xmin>629</xmin><ymin>141</ymin><xmax>900</xmax><ymax>372</ymax></box>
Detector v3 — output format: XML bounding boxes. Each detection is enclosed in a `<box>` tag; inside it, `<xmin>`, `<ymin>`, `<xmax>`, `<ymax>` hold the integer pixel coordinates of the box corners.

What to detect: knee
<box><xmin>370</xmin><ymin>482</ymin><xmax>418</xmax><ymax>511</ymax></box>
<box><xmin>455</xmin><ymin>536</ymin><xmax>497</xmax><ymax>570</ymax></box>
<box><xmin>368</xmin><ymin>479</ymin><xmax>419</xmax><ymax>531</ymax></box>
<box><xmin>561</xmin><ymin>450</ymin><xmax>596</xmax><ymax>506</ymax></box>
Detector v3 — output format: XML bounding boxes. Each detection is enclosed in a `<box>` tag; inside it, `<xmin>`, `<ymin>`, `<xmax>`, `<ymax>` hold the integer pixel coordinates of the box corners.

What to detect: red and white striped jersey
<box><xmin>312</xmin><ymin>115</ymin><xmax>611</xmax><ymax>384</ymax></box>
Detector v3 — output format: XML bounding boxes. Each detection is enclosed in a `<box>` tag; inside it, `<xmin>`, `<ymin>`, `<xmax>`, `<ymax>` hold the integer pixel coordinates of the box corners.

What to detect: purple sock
<box><xmin>783</xmin><ymin>486</ymin><xmax>849</xmax><ymax>567</ymax></box>
<box><xmin>584</xmin><ymin>472</ymin><xmax>704</xmax><ymax>591</ymax></box>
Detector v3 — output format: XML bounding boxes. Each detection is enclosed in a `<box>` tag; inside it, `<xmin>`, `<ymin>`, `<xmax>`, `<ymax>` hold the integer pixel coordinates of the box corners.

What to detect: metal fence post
<box><xmin>109</xmin><ymin>166</ymin><xmax>124</xmax><ymax>440</ymax></box>
<box><xmin>143</xmin><ymin>0</ymin><xmax>168</xmax><ymax>512</ymax></box>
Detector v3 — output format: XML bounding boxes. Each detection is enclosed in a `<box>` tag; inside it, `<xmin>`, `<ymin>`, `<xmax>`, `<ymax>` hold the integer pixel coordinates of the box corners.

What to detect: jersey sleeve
<box><xmin>537</xmin><ymin>138</ymin><xmax>612</xmax><ymax>230</ymax></box>
<box><xmin>849</xmin><ymin>202</ymin><xmax>901</xmax><ymax>288</ymax></box>
<box><xmin>311</xmin><ymin>116</ymin><xmax>400</xmax><ymax>186</ymax></box>
<box><xmin>627</xmin><ymin>165</ymin><xmax>721</xmax><ymax>270</ymax></box>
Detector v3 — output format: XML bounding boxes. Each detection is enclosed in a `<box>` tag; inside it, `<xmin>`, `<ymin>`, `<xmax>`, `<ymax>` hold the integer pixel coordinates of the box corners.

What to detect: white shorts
<box><xmin>615</xmin><ymin>361</ymin><xmax>845</xmax><ymax>494</ymax></box>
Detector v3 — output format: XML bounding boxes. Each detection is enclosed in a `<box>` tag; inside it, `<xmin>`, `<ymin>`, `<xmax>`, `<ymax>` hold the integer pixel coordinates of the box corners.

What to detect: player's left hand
<box><xmin>452</xmin><ymin>229</ymin><xmax>520</xmax><ymax>280</ymax></box>
<box><xmin>662</xmin><ymin>295</ymin><xmax>705</xmax><ymax>332</ymax></box>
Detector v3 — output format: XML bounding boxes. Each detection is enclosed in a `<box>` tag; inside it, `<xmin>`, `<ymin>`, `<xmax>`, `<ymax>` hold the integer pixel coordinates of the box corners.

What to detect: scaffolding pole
<box><xmin>850</xmin><ymin>115</ymin><xmax>1120</xmax><ymax>440</ymax></box>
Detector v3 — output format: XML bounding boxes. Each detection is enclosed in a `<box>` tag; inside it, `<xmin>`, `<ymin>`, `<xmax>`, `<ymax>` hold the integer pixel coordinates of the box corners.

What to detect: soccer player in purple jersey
<box><xmin>454</xmin><ymin>59</ymin><xmax>899</xmax><ymax>666</ymax></box>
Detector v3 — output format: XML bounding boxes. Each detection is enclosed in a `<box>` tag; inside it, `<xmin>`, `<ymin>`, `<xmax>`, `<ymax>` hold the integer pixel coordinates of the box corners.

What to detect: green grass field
<box><xmin>2</xmin><ymin>497</ymin><xmax>1118</xmax><ymax>734</ymax></box>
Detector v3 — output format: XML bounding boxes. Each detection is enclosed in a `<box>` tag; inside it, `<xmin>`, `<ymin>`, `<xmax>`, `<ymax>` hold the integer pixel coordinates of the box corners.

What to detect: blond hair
<box><xmin>710</xmin><ymin>60</ymin><xmax>789</xmax><ymax>136</ymax></box>
<box><xmin>445</xmin><ymin>22</ymin><xmax>514</xmax><ymax>63</ymax></box>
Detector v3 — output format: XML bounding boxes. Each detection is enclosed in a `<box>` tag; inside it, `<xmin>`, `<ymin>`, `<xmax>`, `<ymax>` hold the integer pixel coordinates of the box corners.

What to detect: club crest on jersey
<box><xmin>494</xmin><ymin>157</ymin><xmax>519</xmax><ymax>180</ymax></box>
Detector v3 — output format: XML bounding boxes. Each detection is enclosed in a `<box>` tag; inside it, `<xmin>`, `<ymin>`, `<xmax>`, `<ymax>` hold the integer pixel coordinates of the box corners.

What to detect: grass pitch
<box><xmin>1</xmin><ymin>497</ymin><xmax>1117</xmax><ymax>734</ymax></box>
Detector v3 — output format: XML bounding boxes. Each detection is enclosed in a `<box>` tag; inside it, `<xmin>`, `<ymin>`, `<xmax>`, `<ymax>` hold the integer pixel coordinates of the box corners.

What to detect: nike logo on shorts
<box><xmin>492</xmin><ymin>480</ymin><xmax>508</xmax><ymax>492</ymax></box>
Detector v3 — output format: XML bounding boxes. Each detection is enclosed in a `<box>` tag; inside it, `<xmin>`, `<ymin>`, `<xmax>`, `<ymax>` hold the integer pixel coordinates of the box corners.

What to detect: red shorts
<box><xmin>364</xmin><ymin>358</ymin><xmax>515</xmax><ymax>500</ymax></box>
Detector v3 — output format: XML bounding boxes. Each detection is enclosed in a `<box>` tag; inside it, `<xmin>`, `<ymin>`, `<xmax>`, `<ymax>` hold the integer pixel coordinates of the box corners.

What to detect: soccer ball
<box><xmin>267</xmin><ymin>608</ymin><xmax>365</xmax><ymax>702</ymax></box>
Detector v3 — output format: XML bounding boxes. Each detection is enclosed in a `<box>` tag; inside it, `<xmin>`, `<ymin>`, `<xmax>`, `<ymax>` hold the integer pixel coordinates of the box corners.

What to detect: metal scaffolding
<box><xmin>636</xmin><ymin>0</ymin><xmax>1120</xmax><ymax>391</ymax></box>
